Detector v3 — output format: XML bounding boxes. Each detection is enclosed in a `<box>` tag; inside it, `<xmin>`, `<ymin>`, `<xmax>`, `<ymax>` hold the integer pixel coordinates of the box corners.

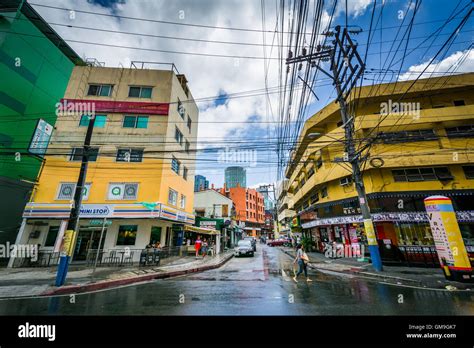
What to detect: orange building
<box><xmin>219</xmin><ymin>185</ymin><xmax>265</xmax><ymax>237</ymax></box>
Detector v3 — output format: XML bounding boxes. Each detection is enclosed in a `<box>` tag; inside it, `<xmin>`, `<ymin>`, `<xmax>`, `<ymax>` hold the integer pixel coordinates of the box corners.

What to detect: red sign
<box><xmin>59</xmin><ymin>99</ymin><xmax>169</xmax><ymax>115</ymax></box>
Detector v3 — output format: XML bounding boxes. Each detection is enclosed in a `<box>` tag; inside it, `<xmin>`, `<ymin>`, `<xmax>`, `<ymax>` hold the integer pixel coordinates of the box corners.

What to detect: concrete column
<box><xmin>7</xmin><ymin>218</ymin><xmax>27</xmax><ymax>268</ymax></box>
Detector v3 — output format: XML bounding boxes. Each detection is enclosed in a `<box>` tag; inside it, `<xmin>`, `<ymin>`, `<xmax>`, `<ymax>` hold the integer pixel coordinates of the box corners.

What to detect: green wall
<box><xmin>0</xmin><ymin>9</ymin><xmax>76</xmax><ymax>245</ymax></box>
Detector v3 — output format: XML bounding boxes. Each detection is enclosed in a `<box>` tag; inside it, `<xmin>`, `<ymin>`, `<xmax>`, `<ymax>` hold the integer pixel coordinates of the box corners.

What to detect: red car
<box><xmin>267</xmin><ymin>238</ymin><xmax>288</xmax><ymax>247</ymax></box>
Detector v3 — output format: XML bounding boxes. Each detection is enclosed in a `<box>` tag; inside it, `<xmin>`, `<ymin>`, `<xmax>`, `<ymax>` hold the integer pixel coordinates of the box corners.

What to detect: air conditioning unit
<box><xmin>340</xmin><ymin>177</ymin><xmax>352</xmax><ymax>186</ymax></box>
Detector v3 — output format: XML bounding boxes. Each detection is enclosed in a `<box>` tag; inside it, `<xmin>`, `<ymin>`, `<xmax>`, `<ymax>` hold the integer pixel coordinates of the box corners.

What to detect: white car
<box><xmin>234</xmin><ymin>240</ymin><xmax>254</xmax><ymax>257</ymax></box>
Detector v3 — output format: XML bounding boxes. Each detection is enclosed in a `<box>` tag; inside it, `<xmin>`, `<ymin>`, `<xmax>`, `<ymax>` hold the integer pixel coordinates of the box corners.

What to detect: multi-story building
<box><xmin>276</xmin><ymin>179</ymin><xmax>295</xmax><ymax>238</ymax></box>
<box><xmin>193</xmin><ymin>189</ymin><xmax>238</xmax><ymax>249</ymax></box>
<box><xmin>285</xmin><ymin>73</ymin><xmax>474</xmax><ymax>264</ymax></box>
<box><xmin>225</xmin><ymin>166</ymin><xmax>246</xmax><ymax>188</ymax></box>
<box><xmin>194</xmin><ymin>174</ymin><xmax>209</xmax><ymax>192</ymax></box>
<box><xmin>256</xmin><ymin>185</ymin><xmax>275</xmax><ymax>211</ymax></box>
<box><xmin>12</xmin><ymin>63</ymin><xmax>199</xmax><ymax>263</ymax></box>
<box><xmin>219</xmin><ymin>185</ymin><xmax>264</xmax><ymax>237</ymax></box>
<box><xmin>0</xmin><ymin>0</ymin><xmax>82</xmax><ymax>246</ymax></box>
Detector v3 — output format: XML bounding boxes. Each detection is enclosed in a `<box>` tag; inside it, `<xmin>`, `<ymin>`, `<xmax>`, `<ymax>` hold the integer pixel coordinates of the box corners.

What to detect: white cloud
<box><xmin>398</xmin><ymin>49</ymin><xmax>474</xmax><ymax>81</ymax></box>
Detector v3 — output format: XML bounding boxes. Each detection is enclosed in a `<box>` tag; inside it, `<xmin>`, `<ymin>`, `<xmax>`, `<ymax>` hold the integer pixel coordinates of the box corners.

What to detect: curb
<box><xmin>39</xmin><ymin>253</ymin><xmax>234</xmax><ymax>297</ymax></box>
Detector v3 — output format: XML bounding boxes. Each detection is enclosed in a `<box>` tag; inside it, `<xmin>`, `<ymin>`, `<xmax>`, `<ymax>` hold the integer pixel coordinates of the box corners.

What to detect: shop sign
<box><xmin>79</xmin><ymin>204</ymin><xmax>114</xmax><ymax>218</ymax></box>
<box><xmin>28</xmin><ymin>119</ymin><xmax>53</xmax><ymax>157</ymax></box>
<box><xmin>89</xmin><ymin>219</ymin><xmax>112</xmax><ymax>226</ymax></box>
<box><xmin>200</xmin><ymin>220</ymin><xmax>217</xmax><ymax>228</ymax></box>
<box><xmin>424</xmin><ymin>196</ymin><xmax>472</xmax><ymax>272</ymax></box>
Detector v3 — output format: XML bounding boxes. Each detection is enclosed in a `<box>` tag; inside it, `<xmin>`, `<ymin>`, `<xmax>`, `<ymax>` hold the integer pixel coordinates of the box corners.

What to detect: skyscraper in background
<box><xmin>194</xmin><ymin>174</ymin><xmax>209</xmax><ymax>192</ymax></box>
<box><xmin>225</xmin><ymin>166</ymin><xmax>246</xmax><ymax>188</ymax></box>
<box><xmin>257</xmin><ymin>185</ymin><xmax>275</xmax><ymax>211</ymax></box>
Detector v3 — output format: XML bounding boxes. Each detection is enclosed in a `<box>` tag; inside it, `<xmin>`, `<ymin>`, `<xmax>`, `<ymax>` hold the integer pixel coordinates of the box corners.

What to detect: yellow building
<box><xmin>285</xmin><ymin>72</ymin><xmax>474</xmax><ymax>264</ymax></box>
<box><xmin>14</xmin><ymin>63</ymin><xmax>199</xmax><ymax>263</ymax></box>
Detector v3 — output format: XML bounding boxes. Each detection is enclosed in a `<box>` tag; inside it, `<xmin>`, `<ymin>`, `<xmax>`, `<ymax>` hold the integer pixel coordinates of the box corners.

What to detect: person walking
<box><xmin>201</xmin><ymin>238</ymin><xmax>208</xmax><ymax>259</ymax></box>
<box><xmin>194</xmin><ymin>235</ymin><xmax>202</xmax><ymax>259</ymax></box>
<box><xmin>293</xmin><ymin>244</ymin><xmax>312</xmax><ymax>283</ymax></box>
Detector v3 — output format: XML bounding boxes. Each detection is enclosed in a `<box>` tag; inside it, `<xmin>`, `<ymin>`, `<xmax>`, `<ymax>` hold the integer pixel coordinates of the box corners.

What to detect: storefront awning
<box><xmin>184</xmin><ymin>225</ymin><xmax>220</xmax><ymax>235</ymax></box>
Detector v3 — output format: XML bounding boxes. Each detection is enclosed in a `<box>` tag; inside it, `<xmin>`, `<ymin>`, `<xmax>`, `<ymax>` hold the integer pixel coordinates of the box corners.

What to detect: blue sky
<box><xmin>32</xmin><ymin>0</ymin><xmax>473</xmax><ymax>189</ymax></box>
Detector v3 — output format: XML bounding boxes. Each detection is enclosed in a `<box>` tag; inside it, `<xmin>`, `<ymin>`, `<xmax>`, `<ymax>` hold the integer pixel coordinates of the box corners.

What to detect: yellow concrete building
<box><xmin>285</xmin><ymin>72</ymin><xmax>474</xmax><ymax>265</ymax></box>
<box><xmin>14</xmin><ymin>63</ymin><xmax>199</xmax><ymax>263</ymax></box>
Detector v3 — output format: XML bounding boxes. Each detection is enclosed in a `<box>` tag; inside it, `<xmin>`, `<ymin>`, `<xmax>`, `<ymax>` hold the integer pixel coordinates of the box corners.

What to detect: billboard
<box><xmin>28</xmin><ymin>119</ymin><xmax>53</xmax><ymax>157</ymax></box>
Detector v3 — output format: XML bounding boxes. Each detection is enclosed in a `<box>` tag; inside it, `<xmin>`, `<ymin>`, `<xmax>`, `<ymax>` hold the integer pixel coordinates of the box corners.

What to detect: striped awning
<box><xmin>184</xmin><ymin>225</ymin><xmax>220</xmax><ymax>235</ymax></box>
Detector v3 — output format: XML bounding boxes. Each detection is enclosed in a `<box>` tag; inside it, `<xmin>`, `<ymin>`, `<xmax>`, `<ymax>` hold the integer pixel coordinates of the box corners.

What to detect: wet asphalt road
<box><xmin>0</xmin><ymin>244</ymin><xmax>473</xmax><ymax>315</ymax></box>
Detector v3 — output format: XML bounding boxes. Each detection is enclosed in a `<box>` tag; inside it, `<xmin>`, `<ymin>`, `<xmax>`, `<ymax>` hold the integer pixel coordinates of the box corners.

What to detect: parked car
<box><xmin>244</xmin><ymin>237</ymin><xmax>257</xmax><ymax>251</ymax></box>
<box><xmin>267</xmin><ymin>238</ymin><xmax>288</xmax><ymax>247</ymax></box>
<box><xmin>234</xmin><ymin>240</ymin><xmax>254</xmax><ymax>257</ymax></box>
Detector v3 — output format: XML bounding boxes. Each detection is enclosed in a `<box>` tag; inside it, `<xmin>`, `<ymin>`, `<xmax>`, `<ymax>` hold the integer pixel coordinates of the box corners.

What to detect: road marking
<box><xmin>281</xmin><ymin>269</ymin><xmax>291</xmax><ymax>281</ymax></box>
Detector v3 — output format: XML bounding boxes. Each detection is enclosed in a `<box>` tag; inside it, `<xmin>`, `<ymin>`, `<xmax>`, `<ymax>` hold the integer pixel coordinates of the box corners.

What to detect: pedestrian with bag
<box><xmin>293</xmin><ymin>244</ymin><xmax>312</xmax><ymax>283</ymax></box>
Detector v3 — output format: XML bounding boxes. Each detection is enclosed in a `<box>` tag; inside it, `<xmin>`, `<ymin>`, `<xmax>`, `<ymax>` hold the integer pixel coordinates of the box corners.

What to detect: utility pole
<box><xmin>55</xmin><ymin>114</ymin><xmax>96</xmax><ymax>286</ymax></box>
<box><xmin>286</xmin><ymin>25</ymin><xmax>383</xmax><ymax>271</ymax></box>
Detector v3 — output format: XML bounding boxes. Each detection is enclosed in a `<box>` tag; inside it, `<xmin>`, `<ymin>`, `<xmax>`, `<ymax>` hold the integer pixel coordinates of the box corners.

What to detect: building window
<box><xmin>310</xmin><ymin>192</ymin><xmax>319</xmax><ymax>204</ymax></box>
<box><xmin>445</xmin><ymin>125</ymin><xmax>474</xmax><ymax>138</ymax></box>
<box><xmin>187</xmin><ymin>116</ymin><xmax>192</xmax><ymax>132</ymax></box>
<box><xmin>57</xmin><ymin>182</ymin><xmax>91</xmax><ymax>200</ymax></box>
<box><xmin>128</xmin><ymin>86</ymin><xmax>152</xmax><ymax>98</ymax></box>
<box><xmin>462</xmin><ymin>165</ymin><xmax>474</xmax><ymax>179</ymax></box>
<box><xmin>116</xmin><ymin>148</ymin><xmax>144</xmax><ymax>162</ymax></box>
<box><xmin>70</xmin><ymin>147</ymin><xmax>99</xmax><ymax>162</ymax></box>
<box><xmin>185</xmin><ymin>140</ymin><xmax>190</xmax><ymax>154</ymax></box>
<box><xmin>177</xmin><ymin>99</ymin><xmax>185</xmax><ymax>119</ymax></box>
<box><xmin>150</xmin><ymin>226</ymin><xmax>162</xmax><ymax>245</ymax></box>
<box><xmin>79</xmin><ymin>115</ymin><xmax>107</xmax><ymax>128</ymax></box>
<box><xmin>175</xmin><ymin>127</ymin><xmax>183</xmax><ymax>145</ymax></box>
<box><xmin>316</xmin><ymin>158</ymin><xmax>323</xmax><ymax>169</ymax></box>
<box><xmin>321</xmin><ymin>187</ymin><xmax>328</xmax><ymax>198</ymax></box>
<box><xmin>183</xmin><ymin>166</ymin><xmax>188</xmax><ymax>180</ymax></box>
<box><xmin>168</xmin><ymin>188</ymin><xmax>178</xmax><ymax>206</ymax></box>
<box><xmin>108</xmin><ymin>183</ymin><xmax>139</xmax><ymax>200</ymax></box>
<box><xmin>378</xmin><ymin>129</ymin><xmax>437</xmax><ymax>144</ymax></box>
<box><xmin>307</xmin><ymin>167</ymin><xmax>315</xmax><ymax>179</ymax></box>
<box><xmin>453</xmin><ymin>100</ymin><xmax>465</xmax><ymax>106</ymax></box>
<box><xmin>87</xmin><ymin>84</ymin><xmax>112</xmax><ymax>97</ymax></box>
<box><xmin>116</xmin><ymin>225</ymin><xmax>137</xmax><ymax>245</ymax></box>
<box><xmin>123</xmin><ymin>115</ymin><xmax>149</xmax><ymax>128</ymax></box>
<box><xmin>44</xmin><ymin>226</ymin><xmax>60</xmax><ymax>247</ymax></box>
<box><xmin>171</xmin><ymin>157</ymin><xmax>180</xmax><ymax>174</ymax></box>
<box><xmin>180</xmin><ymin>194</ymin><xmax>186</xmax><ymax>209</ymax></box>
<box><xmin>392</xmin><ymin>167</ymin><xmax>454</xmax><ymax>182</ymax></box>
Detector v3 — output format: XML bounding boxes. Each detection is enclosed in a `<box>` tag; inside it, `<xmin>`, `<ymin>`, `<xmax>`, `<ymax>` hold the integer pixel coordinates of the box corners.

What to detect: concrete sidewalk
<box><xmin>279</xmin><ymin>247</ymin><xmax>473</xmax><ymax>291</ymax></box>
<box><xmin>0</xmin><ymin>251</ymin><xmax>234</xmax><ymax>299</ymax></box>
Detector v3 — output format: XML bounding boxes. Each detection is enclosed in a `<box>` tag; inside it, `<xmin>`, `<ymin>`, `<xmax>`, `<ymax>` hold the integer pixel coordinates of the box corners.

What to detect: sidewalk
<box><xmin>280</xmin><ymin>247</ymin><xmax>473</xmax><ymax>291</ymax></box>
<box><xmin>0</xmin><ymin>251</ymin><xmax>234</xmax><ymax>299</ymax></box>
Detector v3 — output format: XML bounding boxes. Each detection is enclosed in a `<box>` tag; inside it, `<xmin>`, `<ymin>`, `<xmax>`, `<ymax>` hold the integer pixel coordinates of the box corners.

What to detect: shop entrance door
<box><xmin>73</xmin><ymin>227</ymin><xmax>107</xmax><ymax>261</ymax></box>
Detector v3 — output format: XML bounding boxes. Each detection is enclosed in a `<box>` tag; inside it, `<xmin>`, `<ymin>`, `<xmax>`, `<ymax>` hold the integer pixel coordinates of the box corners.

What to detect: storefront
<box><xmin>9</xmin><ymin>202</ymin><xmax>195</xmax><ymax>266</ymax></box>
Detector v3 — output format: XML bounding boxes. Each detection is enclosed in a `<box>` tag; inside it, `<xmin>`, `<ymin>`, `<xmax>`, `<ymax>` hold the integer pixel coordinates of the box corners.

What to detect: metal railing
<box><xmin>396</xmin><ymin>245</ymin><xmax>440</xmax><ymax>268</ymax></box>
<box><xmin>8</xmin><ymin>246</ymin><xmax>187</xmax><ymax>268</ymax></box>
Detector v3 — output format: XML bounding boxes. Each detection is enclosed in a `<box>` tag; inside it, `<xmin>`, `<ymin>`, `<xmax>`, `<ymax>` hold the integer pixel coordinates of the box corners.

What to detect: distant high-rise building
<box><xmin>225</xmin><ymin>166</ymin><xmax>246</xmax><ymax>188</ymax></box>
<box><xmin>194</xmin><ymin>175</ymin><xmax>209</xmax><ymax>192</ymax></box>
<box><xmin>257</xmin><ymin>185</ymin><xmax>275</xmax><ymax>211</ymax></box>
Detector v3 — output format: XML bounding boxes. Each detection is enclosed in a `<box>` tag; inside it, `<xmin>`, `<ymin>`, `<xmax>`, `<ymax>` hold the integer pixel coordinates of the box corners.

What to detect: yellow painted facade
<box><xmin>33</xmin><ymin>65</ymin><xmax>198</xmax><ymax>215</ymax></box>
<box><xmin>286</xmin><ymin>73</ymin><xmax>474</xmax><ymax>212</ymax></box>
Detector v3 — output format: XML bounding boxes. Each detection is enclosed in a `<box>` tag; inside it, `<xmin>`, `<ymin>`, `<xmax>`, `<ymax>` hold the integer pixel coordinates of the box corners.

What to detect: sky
<box><xmin>28</xmin><ymin>0</ymin><xmax>474</xmax><ymax>190</ymax></box>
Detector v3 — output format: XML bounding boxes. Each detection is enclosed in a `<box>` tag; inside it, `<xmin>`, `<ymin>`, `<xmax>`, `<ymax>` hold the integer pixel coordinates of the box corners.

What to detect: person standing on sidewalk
<box><xmin>293</xmin><ymin>244</ymin><xmax>312</xmax><ymax>283</ymax></box>
<box><xmin>201</xmin><ymin>238</ymin><xmax>209</xmax><ymax>259</ymax></box>
<box><xmin>195</xmin><ymin>235</ymin><xmax>202</xmax><ymax>259</ymax></box>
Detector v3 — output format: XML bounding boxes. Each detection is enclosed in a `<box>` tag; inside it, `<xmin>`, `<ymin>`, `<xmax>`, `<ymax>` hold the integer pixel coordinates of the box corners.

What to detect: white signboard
<box><xmin>200</xmin><ymin>221</ymin><xmax>217</xmax><ymax>228</ymax></box>
<box><xmin>79</xmin><ymin>204</ymin><xmax>114</xmax><ymax>218</ymax></box>
<box><xmin>28</xmin><ymin>119</ymin><xmax>53</xmax><ymax>157</ymax></box>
